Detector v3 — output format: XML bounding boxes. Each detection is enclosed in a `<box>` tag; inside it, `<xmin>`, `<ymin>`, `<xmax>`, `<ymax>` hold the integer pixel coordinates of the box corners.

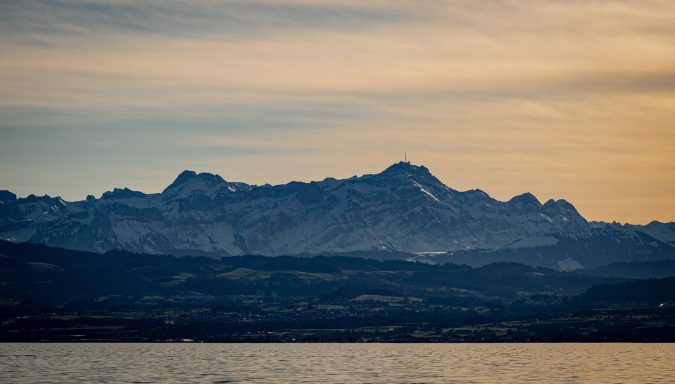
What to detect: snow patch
<box><xmin>412</xmin><ymin>181</ymin><xmax>439</xmax><ymax>201</ymax></box>
<box><xmin>557</xmin><ymin>257</ymin><xmax>583</xmax><ymax>271</ymax></box>
<box><xmin>506</xmin><ymin>236</ymin><xmax>558</xmax><ymax>249</ymax></box>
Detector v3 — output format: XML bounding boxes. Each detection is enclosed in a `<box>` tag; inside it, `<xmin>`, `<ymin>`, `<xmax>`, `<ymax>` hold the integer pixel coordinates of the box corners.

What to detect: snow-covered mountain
<box><xmin>1</xmin><ymin>162</ymin><xmax>673</xmax><ymax>269</ymax></box>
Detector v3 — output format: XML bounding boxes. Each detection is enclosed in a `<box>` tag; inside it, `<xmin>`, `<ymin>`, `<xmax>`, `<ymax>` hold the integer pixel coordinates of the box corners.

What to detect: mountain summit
<box><xmin>0</xmin><ymin>162</ymin><xmax>673</xmax><ymax>269</ymax></box>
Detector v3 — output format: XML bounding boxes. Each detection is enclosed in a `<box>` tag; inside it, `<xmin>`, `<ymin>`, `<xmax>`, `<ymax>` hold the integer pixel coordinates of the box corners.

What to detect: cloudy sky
<box><xmin>1</xmin><ymin>0</ymin><xmax>674</xmax><ymax>224</ymax></box>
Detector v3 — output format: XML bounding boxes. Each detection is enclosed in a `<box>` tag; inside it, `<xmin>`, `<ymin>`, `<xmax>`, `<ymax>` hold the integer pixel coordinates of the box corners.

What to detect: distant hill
<box><xmin>581</xmin><ymin>260</ymin><xmax>675</xmax><ymax>279</ymax></box>
<box><xmin>583</xmin><ymin>276</ymin><xmax>675</xmax><ymax>303</ymax></box>
<box><xmin>0</xmin><ymin>240</ymin><xmax>610</xmax><ymax>312</ymax></box>
<box><xmin>4</xmin><ymin>240</ymin><xmax>675</xmax><ymax>342</ymax></box>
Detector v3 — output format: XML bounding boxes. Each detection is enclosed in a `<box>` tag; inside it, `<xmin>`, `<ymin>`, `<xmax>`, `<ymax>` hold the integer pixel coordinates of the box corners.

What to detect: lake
<box><xmin>1</xmin><ymin>343</ymin><xmax>673</xmax><ymax>383</ymax></box>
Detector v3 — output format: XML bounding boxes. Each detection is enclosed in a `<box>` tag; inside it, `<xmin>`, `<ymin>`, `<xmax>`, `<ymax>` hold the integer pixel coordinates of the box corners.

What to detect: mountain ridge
<box><xmin>1</xmin><ymin>162</ymin><xmax>674</xmax><ymax>269</ymax></box>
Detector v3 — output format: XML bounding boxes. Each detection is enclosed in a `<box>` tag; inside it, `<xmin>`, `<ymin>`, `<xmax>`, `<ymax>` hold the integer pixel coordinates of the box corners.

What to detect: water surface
<box><xmin>1</xmin><ymin>343</ymin><xmax>673</xmax><ymax>383</ymax></box>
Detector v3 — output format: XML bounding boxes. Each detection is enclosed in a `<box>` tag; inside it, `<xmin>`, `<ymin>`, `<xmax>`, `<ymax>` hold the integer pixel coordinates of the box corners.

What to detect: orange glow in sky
<box><xmin>1</xmin><ymin>1</ymin><xmax>674</xmax><ymax>224</ymax></box>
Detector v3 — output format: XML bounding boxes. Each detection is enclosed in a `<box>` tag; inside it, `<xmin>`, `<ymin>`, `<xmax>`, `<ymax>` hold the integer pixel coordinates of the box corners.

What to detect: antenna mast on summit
<box><xmin>405</xmin><ymin>152</ymin><xmax>407</xmax><ymax>163</ymax></box>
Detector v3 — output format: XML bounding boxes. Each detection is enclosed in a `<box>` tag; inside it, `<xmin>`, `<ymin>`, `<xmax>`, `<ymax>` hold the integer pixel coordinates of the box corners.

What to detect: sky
<box><xmin>0</xmin><ymin>0</ymin><xmax>674</xmax><ymax>224</ymax></box>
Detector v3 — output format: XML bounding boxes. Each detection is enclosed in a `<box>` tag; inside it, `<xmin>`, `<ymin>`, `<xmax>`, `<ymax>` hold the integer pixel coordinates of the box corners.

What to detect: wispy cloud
<box><xmin>0</xmin><ymin>0</ymin><xmax>674</xmax><ymax>223</ymax></box>
<box><xmin>0</xmin><ymin>0</ymin><xmax>416</xmax><ymax>45</ymax></box>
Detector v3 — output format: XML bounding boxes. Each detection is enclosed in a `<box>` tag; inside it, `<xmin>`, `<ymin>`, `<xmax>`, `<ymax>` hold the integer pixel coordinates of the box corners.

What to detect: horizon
<box><xmin>2</xmin><ymin>1</ymin><xmax>674</xmax><ymax>224</ymax></box>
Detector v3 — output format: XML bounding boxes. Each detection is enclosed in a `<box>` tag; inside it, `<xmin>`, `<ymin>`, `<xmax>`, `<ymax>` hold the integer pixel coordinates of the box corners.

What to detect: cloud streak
<box><xmin>0</xmin><ymin>0</ymin><xmax>674</xmax><ymax>223</ymax></box>
<box><xmin>0</xmin><ymin>0</ymin><xmax>415</xmax><ymax>44</ymax></box>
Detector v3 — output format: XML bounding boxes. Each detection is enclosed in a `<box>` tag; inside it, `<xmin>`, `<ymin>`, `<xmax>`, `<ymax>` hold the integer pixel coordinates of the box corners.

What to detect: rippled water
<box><xmin>1</xmin><ymin>343</ymin><xmax>674</xmax><ymax>383</ymax></box>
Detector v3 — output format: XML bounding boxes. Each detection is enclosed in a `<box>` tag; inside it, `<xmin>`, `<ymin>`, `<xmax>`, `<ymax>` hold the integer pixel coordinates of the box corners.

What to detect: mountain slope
<box><xmin>1</xmin><ymin>162</ymin><xmax>673</xmax><ymax>269</ymax></box>
<box><xmin>413</xmin><ymin>227</ymin><xmax>675</xmax><ymax>270</ymax></box>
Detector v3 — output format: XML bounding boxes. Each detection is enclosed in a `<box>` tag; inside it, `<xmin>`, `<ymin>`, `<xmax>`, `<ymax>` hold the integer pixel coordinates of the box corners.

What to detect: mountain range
<box><xmin>1</xmin><ymin>162</ymin><xmax>674</xmax><ymax>270</ymax></box>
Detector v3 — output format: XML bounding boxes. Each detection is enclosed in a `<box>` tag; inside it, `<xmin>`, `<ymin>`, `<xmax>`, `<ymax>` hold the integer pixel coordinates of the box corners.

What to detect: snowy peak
<box><xmin>162</xmin><ymin>170</ymin><xmax>250</xmax><ymax>200</ymax></box>
<box><xmin>382</xmin><ymin>161</ymin><xmax>432</xmax><ymax>176</ymax></box>
<box><xmin>0</xmin><ymin>190</ymin><xmax>17</xmax><ymax>204</ymax></box>
<box><xmin>163</xmin><ymin>170</ymin><xmax>224</xmax><ymax>192</ymax></box>
<box><xmin>509</xmin><ymin>192</ymin><xmax>540</xmax><ymax>207</ymax></box>
<box><xmin>375</xmin><ymin>162</ymin><xmax>448</xmax><ymax>192</ymax></box>
<box><xmin>0</xmin><ymin>162</ymin><xmax>668</xmax><ymax>268</ymax></box>
<box><xmin>626</xmin><ymin>221</ymin><xmax>675</xmax><ymax>247</ymax></box>
<box><xmin>20</xmin><ymin>194</ymin><xmax>66</xmax><ymax>206</ymax></box>
<box><xmin>101</xmin><ymin>188</ymin><xmax>146</xmax><ymax>200</ymax></box>
<box><xmin>167</xmin><ymin>170</ymin><xmax>199</xmax><ymax>189</ymax></box>
<box><xmin>541</xmin><ymin>199</ymin><xmax>586</xmax><ymax>225</ymax></box>
<box><xmin>542</xmin><ymin>199</ymin><xmax>578</xmax><ymax>214</ymax></box>
<box><xmin>377</xmin><ymin>162</ymin><xmax>442</xmax><ymax>184</ymax></box>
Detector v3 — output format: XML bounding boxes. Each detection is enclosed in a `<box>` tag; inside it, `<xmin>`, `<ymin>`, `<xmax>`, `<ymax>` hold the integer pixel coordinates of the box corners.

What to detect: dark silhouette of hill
<box><xmin>2</xmin><ymin>240</ymin><xmax>675</xmax><ymax>341</ymax></box>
